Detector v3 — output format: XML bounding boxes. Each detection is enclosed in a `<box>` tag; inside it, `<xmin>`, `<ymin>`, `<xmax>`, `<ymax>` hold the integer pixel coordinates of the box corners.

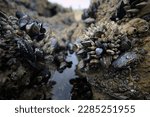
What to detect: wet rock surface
<box><xmin>0</xmin><ymin>0</ymin><xmax>150</xmax><ymax>100</ymax></box>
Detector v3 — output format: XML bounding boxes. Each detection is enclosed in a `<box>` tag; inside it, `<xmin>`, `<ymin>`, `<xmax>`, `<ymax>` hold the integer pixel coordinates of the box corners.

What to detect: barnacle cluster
<box><xmin>0</xmin><ymin>10</ymin><xmax>72</xmax><ymax>99</ymax></box>
<box><xmin>111</xmin><ymin>0</ymin><xmax>149</xmax><ymax>21</ymax></box>
<box><xmin>75</xmin><ymin>18</ymin><xmax>148</xmax><ymax>71</ymax></box>
<box><xmin>74</xmin><ymin>1</ymin><xmax>149</xmax><ymax>70</ymax></box>
<box><xmin>74</xmin><ymin>0</ymin><xmax>150</xmax><ymax>99</ymax></box>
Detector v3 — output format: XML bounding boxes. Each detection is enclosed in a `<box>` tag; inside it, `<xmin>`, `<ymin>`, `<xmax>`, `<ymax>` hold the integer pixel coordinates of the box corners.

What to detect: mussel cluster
<box><xmin>16</xmin><ymin>11</ymin><xmax>46</xmax><ymax>41</ymax></box>
<box><xmin>111</xmin><ymin>0</ymin><xmax>148</xmax><ymax>21</ymax></box>
<box><xmin>0</xmin><ymin>10</ymin><xmax>72</xmax><ymax>99</ymax></box>
<box><xmin>16</xmin><ymin>11</ymin><xmax>72</xmax><ymax>72</ymax></box>
<box><xmin>74</xmin><ymin>18</ymin><xmax>149</xmax><ymax>72</ymax></box>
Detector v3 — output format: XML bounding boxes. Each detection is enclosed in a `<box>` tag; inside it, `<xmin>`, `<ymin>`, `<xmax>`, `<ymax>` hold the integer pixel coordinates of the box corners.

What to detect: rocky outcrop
<box><xmin>75</xmin><ymin>0</ymin><xmax>150</xmax><ymax>99</ymax></box>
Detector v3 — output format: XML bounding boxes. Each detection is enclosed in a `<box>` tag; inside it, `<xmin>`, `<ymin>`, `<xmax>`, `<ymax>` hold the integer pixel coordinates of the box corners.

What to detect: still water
<box><xmin>51</xmin><ymin>52</ymin><xmax>78</xmax><ymax>100</ymax></box>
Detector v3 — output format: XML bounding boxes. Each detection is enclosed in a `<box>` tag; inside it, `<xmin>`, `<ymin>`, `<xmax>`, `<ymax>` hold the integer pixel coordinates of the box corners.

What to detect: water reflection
<box><xmin>51</xmin><ymin>52</ymin><xmax>78</xmax><ymax>100</ymax></box>
<box><xmin>51</xmin><ymin>52</ymin><xmax>93</xmax><ymax>100</ymax></box>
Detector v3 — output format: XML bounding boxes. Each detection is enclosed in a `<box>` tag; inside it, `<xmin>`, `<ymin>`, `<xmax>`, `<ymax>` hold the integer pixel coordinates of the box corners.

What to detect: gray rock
<box><xmin>96</xmin><ymin>48</ymin><xmax>103</xmax><ymax>56</ymax></box>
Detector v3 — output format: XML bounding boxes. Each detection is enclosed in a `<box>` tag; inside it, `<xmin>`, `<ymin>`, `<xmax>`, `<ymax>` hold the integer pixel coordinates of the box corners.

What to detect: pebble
<box><xmin>112</xmin><ymin>52</ymin><xmax>139</xmax><ymax>68</ymax></box>
<box><xmin>95</xmin><ymin>48</ymin><xmax>103</xmax><ymax>56</ymax></box>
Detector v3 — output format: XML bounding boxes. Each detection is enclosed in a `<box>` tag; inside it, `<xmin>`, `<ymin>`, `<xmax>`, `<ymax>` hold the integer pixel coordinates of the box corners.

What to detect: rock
<box><xmin>112</xmin><ymin>52</ymin><xmax>139</xmax><ymax>68</ymax></box>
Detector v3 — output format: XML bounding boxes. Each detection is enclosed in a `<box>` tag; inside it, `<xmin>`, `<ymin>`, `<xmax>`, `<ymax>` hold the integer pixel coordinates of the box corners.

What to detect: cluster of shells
<box><xmin>74</xmin><ymin>0</ymin><xmax>150</xmax><ymax>99</ymax></box>
<box><xmin>75</xmin><ymin>0</ymin><xmax>150</xmax><ymax>72</ymax></box>
<box><xmin>75</xmin><ymin>19</ymin><xmax>148</xmax><ymax>71</ymax></box>
<box><xmin>0</xmin><ymin>10</ymin><xmax>71</xmax><ymax>99</ymax></box>
<box><xmin>16</xmin><ymin>11</ymin><xmax>72</xmax><ymax>72</ymax></box>
<box><xmin>111</xmin><ymin>0</ymin><xmax>149</xmax><ymax>22</ymax></box>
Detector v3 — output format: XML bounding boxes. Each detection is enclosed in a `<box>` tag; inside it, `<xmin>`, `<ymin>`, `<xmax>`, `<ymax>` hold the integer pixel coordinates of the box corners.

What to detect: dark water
<box><xmin>51</xmin><ymin>52</ymin><xmax>79</xmax><ymax>100</ymax></box>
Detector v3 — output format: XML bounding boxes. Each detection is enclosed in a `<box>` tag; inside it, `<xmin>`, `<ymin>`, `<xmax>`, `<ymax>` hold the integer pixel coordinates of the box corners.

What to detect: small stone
<box><xmin>112</xmin><ymin>52</ymin><xmax>139</xmax><ymax>68</ymax></box>
<box><xmin>96</xmin><ymin>48</ymin><xmax>103</xmax><ymax>56</ymax></box>
<box><xmin>25</xmin><ymin>23</ymin><xmax>34</xmax><ymax>32</ymax></box>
